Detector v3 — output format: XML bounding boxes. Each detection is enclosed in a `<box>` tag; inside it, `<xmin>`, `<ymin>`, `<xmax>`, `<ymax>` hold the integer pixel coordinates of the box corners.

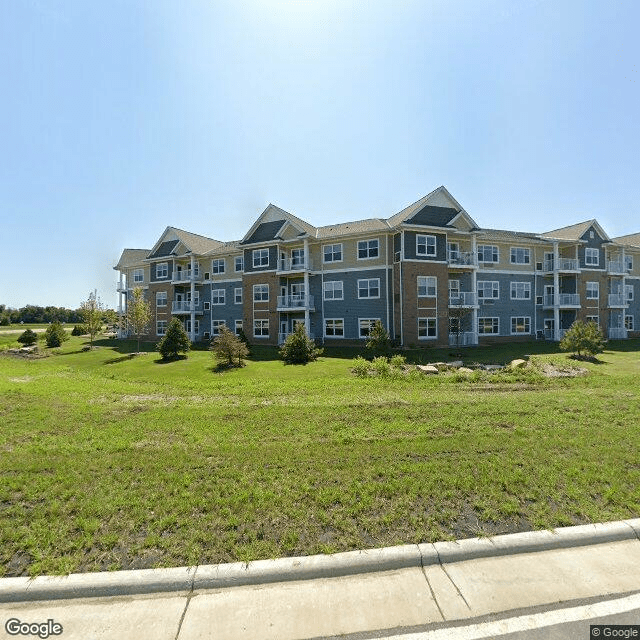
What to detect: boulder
<box><xmin>484</xmin><ymin>364</ymin><xmax>503</xmax><ymax>371</ymax></box>
<box><xmin>448</xmin><ymin>360</ymin><xmax>464</xmax><ymax>368</ymax></box>
<box><xmin>509</xmin><ymin>358</ymin><xmax>527</xmax><ymax>369</ymax></box>
<box><xmin>458</xmin><ymin>367</ymin><xmax>474</xmax><ymax>373</ymax></box>
<box><xmin>417</xmin><ymin>365</ymin><xmax>439</xmax><ymax>374</ymax></box>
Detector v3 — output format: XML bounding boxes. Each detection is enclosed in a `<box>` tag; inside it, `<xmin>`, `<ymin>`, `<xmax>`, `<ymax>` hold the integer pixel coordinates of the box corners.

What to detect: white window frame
<box><xmin>510</xmin><ymin>316</ymin><xmax>531</xmax><ymax>334</ymax></box>
<box><xmin>477</xmin><ymin>281</ymin><xmax>499</xmax><ymax>299</ymax></box>
<box><xmin>478</xmin><ymin>317</ymin><xmax>499</xmax><ymax>335</ymax></box>
<box><xmin>253</xmin><ymin>284</ymin><xmax>269</xmax><ymax>302</ymax></box>
<box><xmin>235</xmin><ymin>256</ymin><xmax>244</xmax><ymax>272</ymax></box>
<box><xmin>212</xmin><ymin>289</ymin><xmax>225</xmax><ymax>305</ymax></box>
<box><xmin>586</xmin><ymin>281</ymin><xmax>599</xmax><ymax>300</ymax></box>
<box><xmin>510</xmin><ymin>282</ymin><xmax>531</xmax><ymax>300</ymax></box>
<box><xmin>625</xmin><ymin>284</ymin><xmax>634</xmax><ymax>301</ymax></box>
<box><xmin>156</xmin><ymin>262</ymin><xmax>168</xmax><ymax>279</ymax></box>
<box><xmin>625</xmin><ymin>255</ymin><xmax>633</xmax><ymax>271</ymax></box>
<box><xmin>323</xmin><ymin>280</ymin><xmax>344</xmax><ymax>301</ymax></box>
<box><xmin>203</xmin><ymin>301</ymin><xmax>210</xmax><ymax>311</ymax></box>
<box><xmin>324</xmin><ymin>318</ymin><xmax>344</xmax><ymax>337</ymax></box>
<box><xmin>358</xmin><ymin>318</ymin><xmax>379</xmax><ymax>338</ymax></box>
<box><xmin>211</xmin><ymin>258</ymin><xmax>225</xmax><ymax>274</ymax></box>
<box><xmin>133</xmin><ymin>269</ymin><xmax>144</xmax><ymax>283</ymax></box>
<box><xmin>477</xmin><ymin>245</ymin><xmax>499</xmax><ymax>263</ymax></box>
<box><xmin>417</xmin><ymin>276</ymin><xmax>437</xmax><ymax>297</ymax></box>
<box><xmin>510</xmin><ymin>247</ymin><xmax>531</xmax><ymax>265</ymax></box>
<box><xmin>357</xmin><ymin>238</ymin><xmax>379</xmax><ymax>260</ymax></box>
<box><xmin>358</xmin><ymin>278</ymin><xmax>380</xmax><ymax>299</ymax></box>
<box><xmin>156</xmin><ymin>320</ymin><xmax>167</xmax><ymax>336</ymax></box>
<box><xmin>156</xmin><ymin>291</ymin><xmax>167</xmax><ymax>307</ymax></box>
<box><xmin>418</xmin><ymin>317</ymin><xmax>437</xmax><ymax>340</ymax></box>
<box><xmin>234</xmin><ymin>288</ymin><xmax>243</xmax><ymax>304</ymax></box>
<box><xmin>291</xmin><ymin>248</ymin><xmax>305</xmax><ymax>267</ymax></box>
<box><xmin>586</xmin><ymin>315</ymin><xmax>599</xmax><ymax>326</ymax></box>
<box><xmin>235</xmin><ymin>320</ymin><xmax>243</xmax><ymax>335</ymax></box>
<box><xmin>323</xmin><ymin>243</ymin><xmax>343</xmax><ymax>263</ymax></box>
<box><xmin>211</xmin><ymin>320</ymin><xmax>226</xmax><ymax>336</ymax></box>
<box><xmin>585</xmin><ymin>248</ymin><xmax>599</xmax><ymax>266</ymax></box>
<box><xmin>254</xmin><ymin>319</ymin><xmax>269</xmax><ymax>338</ymax></box>
<box><xmin>625</xmin><ymin>315</ymin><xmax>634</xmax><ymax>331</ymax></box>
<box><xmin>416</xmin><ymin>234</ymin><xmax>436</xmax><ymax>257</ymax></box>
<box><xmin>253</xmin><ymin>248</ymin><xmax>269</xmax><ymax>268</ymax></box>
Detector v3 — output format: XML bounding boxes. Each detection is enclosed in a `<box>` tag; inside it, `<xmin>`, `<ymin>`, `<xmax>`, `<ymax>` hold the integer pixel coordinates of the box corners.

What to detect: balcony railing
<box><xmin>277</xmin><ymin>257</ymin><xmax>313</xmax><ymax>273</ymax></box>
<box><xmin>608</xmin><ymin>327</ymin><xmax>628</xmax><ymax>340</ymax></box>
<box><xmin>171</xmin><ymin>301</ymin><xmax>203</xmax><ymax>314</ymax></box>
<box><xmin>448</xmin><ymin>332</ymin><xmax>478</xmax><ymax>346</ymax></box>
<box><xmin>448</xmin><ymin>292</ymin><xmax>478</xmax><ymax>307</ymax></box>
<box><xmin>172</xmin><ymin>270</ymin><xmax>203</xmax><ymax>283</ymax></box>
<box><xmin>543</xmin><ymin>258</ymin><xmax>579</xmax><ymax>272</ymax></box>
<box><xmin>607</xmin><ymin>261</ymin><xmax>628</xmax><ymax>275</ymax></box>
<box><xmin>276</xmin><ymin>295</ymin><xmax>315</xmax><ymax>310</ymax></box>
<box><xmin>448</xmin><ymin>252</ymin><xmax>478</xmax><ymax>267</ymax></box>
<box><xmin>543</xmin><ymin>294</ymin><xmax>580</xmax><ymax>307</ymax></box>
<box><xmin>116</xmin><ymin>281</ymin><xmax>127</xmax><ymax>293</ymax></box>
<box><xmin>608</xmin><ymin>293</ymin><xmax>627</xmax><ymax>307</ymax></box>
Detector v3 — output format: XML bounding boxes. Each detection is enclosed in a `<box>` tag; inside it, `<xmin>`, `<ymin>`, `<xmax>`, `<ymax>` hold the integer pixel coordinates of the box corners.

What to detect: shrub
<box><xmin>0</xmin><ymin>317</ymin><xmax>10</xmax><ymax>326</ymax></box>
<box><xmin>365</xmin><ymin>320</ymin><xmax>391</xmax><ymax>358</ymax></box>
<box><xmin>71</xmin><ymin>325</ymin><xmax>88</xmax><ymax>336</ymax></box>
<box><xmin>280</xmin><ymin>323</ymin><xmax>323</xmax><ymax>364</ymax></box>
<box><xmin>371</xmin><ymin>356</ymin><xmax>392</xmax><ymax>377</ymax></box>
<box><xmin>351</xmin><ymin>356</ymin><xmax>370</xmax><ymax>378</ymax></box>
<box><xmin>17</xmin><ymin>329</ymin><xmax>38</xmax><ymax>346</ymax></box>
<box><xmin>157</xmin><ymin>318</ymin><xmax>191</xmax><ymax>360</ymax></box>
<box><xmin>560</xmin><ymin>320</ymin><xmax>607</xmax><ymax>359</ymax></box>
<box><xmin>44</xmin><ymin>322</ymin><xmax>69</xmax><ymax>348</ymax></box>
<box><xmin>210</xmin><ymin>326</ymin><xmax>249</xmax><ymax>368</ymax></box>
<box><xmin>389</xmin><ymin>354</ymin><xmax>406</xmax><ymax>369</ymax></box>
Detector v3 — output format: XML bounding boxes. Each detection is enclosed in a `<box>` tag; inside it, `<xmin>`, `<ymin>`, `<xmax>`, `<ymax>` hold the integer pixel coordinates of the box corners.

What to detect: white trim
<box><xmin>323</xmin><ymin>280</ymin><xmax>344</xmax><ymax>301</ymax></box>
<box><xmin>358</xmin><ymin>317</ymin><xmax>380</xmax><ymax>338</ymax></box>
<box><xmin>253</xmin><ymin>283</ymin><xmax>269</xmax><ymax>302</ymax></box>
<box><xmin>156</xmin><ymin>262</ymin><xmax>169</xmax><ymax>279</ymax></box>
<box><xmin>416</xmin><ymin>234</ymin><xmax>437</xmax><ymax>257</ymax></box>
<box><xmin>253</xmin><ymin>318</ymin><xmax>269</xmax><ymax>338</ymax></box>
<box><xmin>311</xmin><ymin>265</ymin><xmax>391</xmax><ymax>275</ymax></box>
<box><xmin>478</xmin><ymin>317</ymin><xmax>500</xmax><ymax>335</ymax></box>
<box><xmin>357</xmin><ymin>278</ymin><xmax>381</xmax><ymax>299</ymax></box>
<box><xmin>510</xmin><ymin>281</ymin><xmax>531</xmax><ymax>300</ymax></box>
<box><xmin>252</xmin><ymin>248</ymin><xmax>270</xmax><ymax>268</ymax></box>
<box><xmin>510</xmin><ymin>316</ymin><xmax>531</xmax><ymax>335</ymax></box>
<box><xmin>509</xmin><ymin>246</ymin><xmax>531</xmax><ymax>265</ymax></box>
<box><xmin>417</xmin><ymin>317</ymin><xmax>437</xmax><ymax>340</ymax></box>
<box><xmin>211</xmin><ymin>289</ymin><xmax>226</xmax><ymax>305</ymax></box>
<box><xmin>357</xmin><ymin>238</ymin><xmax>380</xmax><ymax>260</ymax></box>
<box><xmin>234</xmin><ymin>287</ymin><xmax>243</xmax><ymax>304</ymax></box>
<box><xmin>324</xmin><ymin>318</ymin><xmax>345</xmax><ymax>338</ymax></box>
<box><xmin>322</xmin><ymin>242</ymin><xmax>344</xmax><ymax>264</ymax></box>
<box><xmin>211</xmin><ymin>258</ymin><xmax>226</xmax><ymax>274</ymax></box>
<box><xmin>417</xmin><ymin>275</ymin><xmax>437</xmax><ymax>298</ymax></box>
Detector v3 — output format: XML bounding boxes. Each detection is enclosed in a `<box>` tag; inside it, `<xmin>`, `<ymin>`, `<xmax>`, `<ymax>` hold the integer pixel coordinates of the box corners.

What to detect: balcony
<box><xmin>608</xmin><ymin>293</ymin><xmax>628</xmax><ymax>308</ymax></box>
<box><xmin>448</xmin><ymin>292</ymin><xmax>478</xmax><ymax>307</ymax></box>
<box><xmin>608</xmin><ymin>261</ymin><xmax>628</xmax><ymax>275</ymax></box>
<box><xmin>608</xmin><ymin>327</ymin><xmax>628</xmax><ymax>340</ymax></box>
<box><xmin>116</xmin><ymin>281</ymin><xmax>127</xmax><ymax>293</ymax></box>
<box><xmin>448</xmin><ymin>252</ymin><xmax>478</xmax><ymax>268</ymax></box>
<box><xmin>172</xmin><ymin>270</ymin><xmax>203</xmax><ymax>284</ymax></box>
<box><xmin>543</xmin><ymin>293</ymin><xmax>580</xmax><ymax>308</ymax></box>
<box><xmin>276</xmin><ymin>295</ymin><xmax>315</xmax><ymax>311</ymax></box>
<box><xmin>543</xmin><ymin>258</ymin><xmax>580</xmax><ymax>273</ymax></box>
<box><xmin>277</xmin><ymin>257</ymin><xmax>313</xmax><ymax>273</ymax></box>
<box><xmin>448</xmin><ymin>332</ymin><xmax>478</xmax><ymax>346</ymax></box>
<box><xmin>171</xmin><ymin>301</ymin><xmax>203</xmax><ymax>314</ymax></box>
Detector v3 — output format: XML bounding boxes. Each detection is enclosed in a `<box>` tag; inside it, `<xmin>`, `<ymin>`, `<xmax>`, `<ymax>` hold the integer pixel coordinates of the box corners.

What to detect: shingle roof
<box><xmin>477</xmin><ymin>228</ymin><xmax>542</xmax><ymax>241</ymax></box>
<box><xmin>612</xmin><ymin>232</ymin><xmax>640</xmax><ymax>248</ymax></box>
<box><xmin>241</xmin><ymin>220</ymin><xmax>287</xmax><ymax>244</ymax></box>
<box><xmin>315</xmin><ymin>218</ymin><xmax>390</xmax><ymax>239</ymax></box>
<box><xmin>148</xmin><ymin>240</ymin><xmax>179</xmax><ymax>259</ymax></box>
<box><xmin>172</xmin><ymin>228</ymin><xmax>223</xmax><ymax>254</ymax></box>
<box><xmin>205</xmin><ymin>240</ymin><xmax>242</xmax><ymax>256</ymax></box>
<box><xmin>114</xmin><ymin>249</ymin><xmax>150</xmax><ymax>269</ymax></box>
<box><xmin>540</xmin><ymin>220</ymin><xmax>595</xmax><ymax>241</ymax></box>
<box><xmin>405</xmin><ymin>205</ymin><xmax>459</xmax><ymax>227</ymax></box>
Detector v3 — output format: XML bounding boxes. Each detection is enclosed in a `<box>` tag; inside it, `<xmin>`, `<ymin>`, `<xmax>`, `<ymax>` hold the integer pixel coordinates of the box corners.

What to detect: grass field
<box><xmin>1</xmin><ymin>331</ymin><xmax>639</xmax><ymax>576</ymax></box>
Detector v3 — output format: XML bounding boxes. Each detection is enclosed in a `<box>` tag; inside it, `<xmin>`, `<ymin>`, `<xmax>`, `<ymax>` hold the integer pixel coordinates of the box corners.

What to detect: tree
<box><xmin>126</xmin><ymin>287</ymin><xmax>151</xmax><ymax>353</ymax></box>
<box><xmin>17</xmin><ymin>329</ymin><xmax>38</xmax><ymax>346</ymax></box>
<box><xmin>560</xmin><ymin>320</ymin><xmax>607</xmax><ymax>359</ymax></box>
<box><xmin>210</xmin><ymin>325</ymin><xmax>249</xmax><ymax>368</ymax></box>
<box><xmin>157</xmin><ymin>318</ymin><xmax>191</xmax><ymax>360</ymax></box>
<box><xmin>103</xmin><ymin>308</ymin><xmax>118</xmax><ymax>328</ymax></box>
<box><xmin>280</xmin><ymin>323</ymin><xmax>322</xmax><ymax>364</ymax></box>
<box><xmin>80</xmin><ymin>290</ymin><xmax>104</xmax><ymax>347</ymax></box>
<box><xmin>365</xmin><ymin>320</ymin><xmax>391</xmax><ymax>358</ymax></box>
<box><xmin>44</xmin><ymin>322</ymin><xmax>69</xmax><ymax>348</ymax></box>
<box><xmin>448</xmin><ymin>307</ymin><xmax>474</xmax><ymax>349</ymax></box>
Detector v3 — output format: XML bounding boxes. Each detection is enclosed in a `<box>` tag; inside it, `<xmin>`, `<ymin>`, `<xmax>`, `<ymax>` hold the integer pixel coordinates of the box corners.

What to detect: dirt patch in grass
<box><xmin>540</xmin><ymin>363</ymin><xmax>589</xmax><ymax>377</ymax></box>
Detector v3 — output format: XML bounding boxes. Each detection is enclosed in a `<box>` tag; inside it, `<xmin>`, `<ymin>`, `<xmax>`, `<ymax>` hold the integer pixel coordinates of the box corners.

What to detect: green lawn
<box><xmin>1</xmin><ymin>333</ymin><xmax>639</xmax><ymax>576</ymax></box>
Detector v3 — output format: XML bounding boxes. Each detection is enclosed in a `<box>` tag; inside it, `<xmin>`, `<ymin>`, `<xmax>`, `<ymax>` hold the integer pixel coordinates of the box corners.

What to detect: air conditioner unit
<box><xmin>536</xmin><ymin>262</ymin><xmax>543</xmax><ymax>271</ymax></box>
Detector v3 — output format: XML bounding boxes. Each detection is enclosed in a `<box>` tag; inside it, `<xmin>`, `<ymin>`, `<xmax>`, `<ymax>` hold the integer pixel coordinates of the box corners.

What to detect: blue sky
<box><xmin>1</xmin><ymin>0</ymin><xmax>639</xmax><ymax>309</ymax></box>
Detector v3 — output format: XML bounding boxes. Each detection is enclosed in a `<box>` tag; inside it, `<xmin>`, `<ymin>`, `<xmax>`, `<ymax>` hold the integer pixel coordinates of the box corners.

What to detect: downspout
<box><xmin>399</xmin><ymin>231</ymin><xmax>404</xmax><ymax>346</ymax></box>
<box><xmin>304</xmin><ymin>238</ymin><xmax>310</xmax><ymax>335</ymax></box>
<box><xmin>190</xmin><ymin>254</ymin><xmax>195</xmax><ymax>341</ymax></box>
<box><xmin>553</xmin><ymin>242</ymin><xmax>560</xmax><ymax>341</ymax></box>
<box><xmin>471</xmin><ymin>234</ymin><xmax>478</xmax><ymax>344</ymax></box>
<box><xmin>385</xmin><ymin>234</ymin><xmax>390</xmax><ymax>335</ymax></box>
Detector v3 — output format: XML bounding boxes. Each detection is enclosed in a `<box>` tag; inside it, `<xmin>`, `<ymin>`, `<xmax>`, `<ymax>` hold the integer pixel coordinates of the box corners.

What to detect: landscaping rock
<box><xmin>417</xmin><ymin>365</ymin><xmax>439</xmax><ymax>374</ymax></box>
<box><xmin>509</xmin><ymin>358</ymin><xmax>527</xmax><ymax>369</ymax></box>
<box><xmin>448</xmin><ymin>360</ymin><xmax>464</xmax><ymax>368</ymax></box>
<box><xmin>484</xmin><ymin>364</ymin><xmax>503</xmax><ymax>371</ymax></box>
<box><xmin>458</xmin><ymin>367</ymin><xmax>474</xmax><ymax>374</ymax></box>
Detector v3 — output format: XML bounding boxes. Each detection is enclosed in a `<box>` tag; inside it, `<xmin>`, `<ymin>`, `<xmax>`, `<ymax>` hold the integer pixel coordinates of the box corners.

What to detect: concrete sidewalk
<box><xmin>1</xmin><ymin>520</ymin><xmax>639</xmax><ymax>640</ymax></box>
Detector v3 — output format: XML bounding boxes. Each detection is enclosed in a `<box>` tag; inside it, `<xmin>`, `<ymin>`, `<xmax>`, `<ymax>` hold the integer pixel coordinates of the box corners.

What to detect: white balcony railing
<box><xmin>448</xmin><ymin>292</ymin><xmax>478</xmax><ymax>307</ymax></box>
<box><xmin>543</xmin><ymin>258</ymin><xmax>579</xmax><ymax>272</ymax></box>
<box><xmin>608</xmin><ymin>327</ymin><xmax>628</xmax><ymax>339</ymax></box>
<box><xmin>277</xmin><ymin>257</ymin><xmax>313</xmax><ymax>272</ymax></box>
<box><xmin>172</xmin><ymin>270</ymin><xmax>203</xmax><ymax>283</ymax></box>
<box><xmin>543</xmin><ymin>294</ymin><xmax>580</xmax><ymax>307</ymax></box>
<box><xmin>448</xmin><ymin>252</ymin><xmax>478</xmax><ymax>267</ymax></box>
<box><xmin>608</xmin><ymin>261</ymin><xmax>627</xmax><ymax>275</ymax></box>
<box><xmin>171</xmin><ymin>301</ymin><xmax>203</xmax><ymax>314</ymax></box>
<box><xmin>448</xmin><ymin>332</ymin><xmax>478</xmax><ymax>346</ymax></box>
<box><xmin>276</xmin><ymin>295</ymin><xmax>315</xmax><ymax>309</ymax></box>
<box><xmin>608</xmin><ymin>293</ymin><xmax>627</xmax><ymax>307</ymax></box>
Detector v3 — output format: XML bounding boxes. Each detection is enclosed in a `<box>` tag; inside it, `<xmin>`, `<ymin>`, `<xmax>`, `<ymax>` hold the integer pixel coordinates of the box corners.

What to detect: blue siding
<box><xmin>403</xmin><ymin>231</ymin><xmax>447</xmax><ymax>261</ymax></box>
<box><xmin>243</xmin><ymin>246</ymin><xmax>278</xmax><ymax>273</ymax></box>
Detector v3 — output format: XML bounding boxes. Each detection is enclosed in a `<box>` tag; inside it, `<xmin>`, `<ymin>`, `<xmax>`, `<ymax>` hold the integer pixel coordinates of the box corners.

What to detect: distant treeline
<box><xmin>0</xmin><ymin>304</ymin><xmax>85</xmax><ymax>325</ymax></box>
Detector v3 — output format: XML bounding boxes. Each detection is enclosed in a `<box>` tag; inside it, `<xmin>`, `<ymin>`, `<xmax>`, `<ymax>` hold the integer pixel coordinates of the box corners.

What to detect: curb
<box><xmin>1</xmin><ymin>519</ymin><xmax>638</xmax><ymax>603</ymax></box>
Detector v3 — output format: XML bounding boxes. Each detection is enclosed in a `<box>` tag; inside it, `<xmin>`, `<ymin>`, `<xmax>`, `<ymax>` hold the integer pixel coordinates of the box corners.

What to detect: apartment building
<box><xmin>114</xmin><ymin>186</ymin><xmax>640</xmax><ymax>347</ymax></box>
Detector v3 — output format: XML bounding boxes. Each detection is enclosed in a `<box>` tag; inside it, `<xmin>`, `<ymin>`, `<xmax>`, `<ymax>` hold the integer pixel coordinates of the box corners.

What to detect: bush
<box><xmin>389</xmin><ymin>354</ymin><xmax>406</xmax><ymax>369</ymax></box>
<box><xmin>210</xmin><ymin>326</ymin><xmax>249</xmax><ymax>368</ymax></box>
<box><xmin>71</xmin><ymin>325</ymin><xmax>88</xmax><ymax>336</ymax></box>
<box><xmin>0</xmin><ymin>317</ymin><xmax>10</xmax><ymax>326</ymax></box>
<box><xmin>560</xmin><ymin>320</ymin><xmax>607</xmax><ymax>359</ymax></box>
<box><xmin>371</xmin><ymin>356</ymin><xmax>392</xmax><ymax>377</ymax></box>
<box><xmin>157</xmin><ymin>318</ymin><xmax>191</xmax><ymax>360</ymax></box>
<box><xmin>280</xmin><ymin>324</ymin><xmax>323</xmax><ymax>364</ymax></box>
<box><xmin>17</xmin><ymin>329</ymin><xmax>38</xmax><ymax>346</ymax></box>
<box><xmin>44</xmin><ymin>322</ymin><xmax>69</xmax><ymax>348</ymax></box>
<box><xmin>365</xmin><ymin>320</ymin><xmax>391</xmax><ymax>358</ymax></box>
<box><xmin>351</xmin><ymin>356</ymin><xmax>370</xmax><ymax>378</ymax></box>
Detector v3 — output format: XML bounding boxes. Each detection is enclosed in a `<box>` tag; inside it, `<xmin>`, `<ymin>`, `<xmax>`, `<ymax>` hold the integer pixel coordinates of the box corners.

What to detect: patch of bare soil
<box><xmin>540</xmin><ymin>363</ymin><xmax>588</xmax><ymax>378</ymax></box>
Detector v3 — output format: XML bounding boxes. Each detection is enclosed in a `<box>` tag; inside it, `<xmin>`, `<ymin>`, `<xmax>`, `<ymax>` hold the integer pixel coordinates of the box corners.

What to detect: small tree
<box><xmin>560</xmin><ymin>320</ymin><xmax>607</xmax><ymax>359</ymax></box>
<box><xmin>17</xmin><ymin>329</ymin><xmax>38</xmax><ymax>346</ymax></box>
<box><xmin>280</xmin><ymin>323</ymin><xmax>322</xmax><ymax>364</ymax></box>
<box><xmin>44</xmin><ymin>322</ymin><xmax>69</xmax><ymax>348</ymax></box>
<box><xmin>365</xmin><ymin>320</ymin><xmax>391</xmax><ymax>358</ymax></box>
<box><xmin>126</xmin><ymin>287</ymin><xmax>151</xmax><ymax>353</ymax></box>
<box><xmin>157</xmin><ymin>318</ymin><xmax>191</xmax><ymax>360</ymax></box>
<box><xmin>103</xmin><ymin>308</ymin><xmax>118</xmax><ymax>328</ymax></box>
<box><xmin>80</xmin><ymin>290</ymin><xmax>104</xmax><ymax>347</ymax></box>
<box><xmin>210</xmin><ymin>325</ymin><xmax>249</xmax><ymax>368</ymax></box>
<box><xmin>0</xmin><ymin>316</ymin><xmax>10</xmax><ymax>326</ymax></box>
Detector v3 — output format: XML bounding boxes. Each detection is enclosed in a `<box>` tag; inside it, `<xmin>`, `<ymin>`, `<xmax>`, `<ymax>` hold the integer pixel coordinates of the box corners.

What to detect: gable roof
<box><xmin>612</xmin><ymin>232</ymin><xmax>640</xmax><ymax>248</ymax></box>
<box><xmin>205</xmin><ymin>240</ymin><xmax>242</xmax><ymax>256</ymax></box>
<box><xmin>316</xmin><ymin>218</ymin><xmax>390</xmax><ymax>239</ymax></box>
<box><xmin>240</xmin><ymin>204</ymin><xmax>317</xmax><ymax>245</ymax></box>
<box><xmin>541</xmin><ymin>219</ymin><xmax>611</xmax><ymax>242</ymax></box>
<box><xmin>146</xmin><ymin>226</ymin><xmax>222</xmax><ymax>259</ymax></box>
<box><xmin>242</xmin><ymin>220</ymin><xmax>287</xmax><ymax>244</ymax></box>
<box><xmin>148</xmin><ymin>240</ymin><xmax>179</xmax><ymax>259</ymax></box>
<box><xmin>114</xmin><ymin>248</ymin><xmax>150</xmax><ymax>270</ymax></box>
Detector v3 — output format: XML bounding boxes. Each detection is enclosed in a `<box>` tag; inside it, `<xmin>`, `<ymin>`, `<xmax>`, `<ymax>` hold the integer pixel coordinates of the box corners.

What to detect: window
<box><xmin>477</xmin><ymin>281</ymin><xmax>499</xmax><ymax>299</ymax></box>
<box><xmin>235</xmin><ymin>320</ymin><xmax>243</xmax><ymax>335</ymax></box>
<box><xmin>478</xmin><ymin>245</ymin><xmax>499</xmax><ymax>263</ymax></box>
<box><xmin>253</xmin><ymin>284</ymin><xmax>269</xmax><ymax>302</ymax></box>
<box><xmin>291</xmin><ymin>248</ymin><xmax>305</xmax><ymax>267</ymax></box>
<box><xmin>585</xmin><ymin>248</ymin><xmax>599</xmax><ymax>266</ymax></box>
<box><xmin>358</xmin><ymin>278</ymin><xmax>380</xmax><ymax>299</ymax></box>
<box><xmin>447</xmin><ymin>242</ymin><xmax>460</xmax><ymax>261</ymax></box>
<box><xmin>156</xmin><ymin>291</ymin><xmax>167</xmax><ymax>307</ymax></box>
<box><xmin>212</xmin><ymin>289</ymin><xmax>225</xmax><ymax>305</ymax></box>
<box><xmin>212</xmin><ymin>259</ymin><xmax>225</xmax><ymax>274</ymax></box>
<box><xmin>254</xmin><ymin>319</ymin><xmax>269</xmax><ymax>337</ymax></box>
<box><xmin>156</xmin><ymin>320</ymin><xmax>167</xmax><ymax>336</ymax></box>
<box><xmin>625</xmin><ymin>315</ymin><xmax>634</xmax><ymax>331</ymax></box>
<box><xmin>235</xmin><ymin>256</ymin><xmax>244</xmax><ymax>272</ymax></box>
<box><xmin>586</xmin><ymin>282</ymin><xmax>599</xmax><ymax>300</ymax></box>
<box><xmin>510</xmin><ymin>282</ymin><xmax>531</xmax><ymax>300</ymax></box>
<box><xmin>324</xmin><ymin>280</ymin><xmax>344</xmax><ymax>300</ymax></box>
<box><xmin>478</xmin><ymin>317</ymin><xmax>499</xmax><ymax>334</ymax></box>
<box><xmin>511</xmin><ymin>317</ymin><xmax>531</xmax><ymax>334</ymax></box>
<box><xmin>586</xmin><ymin>315</ymin><xmax>599</xmax><ymax>326</ymax></box>
<box><xmin>253</xmin><ymin>249</ymin><xmax>269</xmax><ymax>268</ymax></box>
<box><xmin>156</xmin><ymin>263</ymin><xmax>168</xmax><ymax>278</ymax></box>
<box><xmin>358</xmin><ymin>318</ymin><xmax>379</xmax><ymax>338</ymax></box>
<box><xmin>358</xmin><ymin>239</ymin><xmax>379</xmax><ymax>259</ymax></box>
<box><xmin>625</xmin><ymin>255</ymin><xmax>633</xmax><ymax>271</ymax></box>
<box><xmin>203</xmin><ymin>301</ymin><xmax>210</xmax><ymax>311</ymax></box>
<box><xmin>324</xmin><ymin>319</ymin><xmax>344</xmax><ymax>337</ymax></box>
<box><xmin>212</xmin><ymin>320</ymin><xmax>226</xmax><ymax>336</ymax></box>
<box><xmin>235</xmin><ymin>288</ymin><xmax>242</xmax><ymax>304</ymax></box>
<box><xmin>625</xmin><ymin>284</ymin><xmax>634</xmax><ymax>301</ymax></box>
<box><xmin>323</xmin><ymin>243</ymin><xmax>343</xmax><ymax>263</ymax></box>
<box><xmin>133</xmin><ymin>269</ymin><xmax>144</xmax><ymax>283</ymax></box>
<box><xmin>417</xmin><ymin>276</ymin><xmax>437</xmax><ymax>297</ymax></box>
<box><xmin>417</xmin><ymin>235</ymin><xmax>436</xmax><ymax>256</ymax></box>
<box><xmin>510</xmin><ymin>247</ymin><xmax>531</xmax><ymax>265</ymax></box>
<box><xmin>418</xmin><ymin>318</ymin><xmax>437</xmax><ymax>339</ymax></box>
<box><xmin>184</xmin><ymin>319</ymin><xmax>200</xmax><ymax>335</ymax></box>
<box><xmin>448</xmin><ymin>279</ymin><xmax>460</xmax><ymax>295</ymax></box>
